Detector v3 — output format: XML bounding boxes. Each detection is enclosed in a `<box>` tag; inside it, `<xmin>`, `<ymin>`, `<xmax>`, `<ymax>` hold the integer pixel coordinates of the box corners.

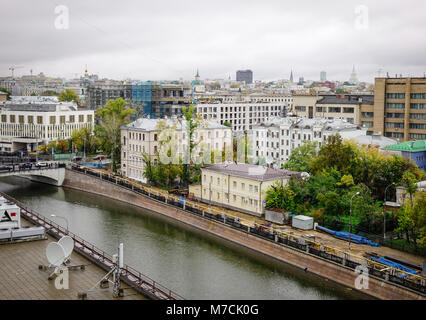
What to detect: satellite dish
<box><xmin>46</xmin><ymin>242</ymin><xmax>66</xmax><ymax>267</ymax></box>
<box><xmin>58</xmin><ymin>236</ymin><xmax>74</xmax><ymax>260</ymax></box>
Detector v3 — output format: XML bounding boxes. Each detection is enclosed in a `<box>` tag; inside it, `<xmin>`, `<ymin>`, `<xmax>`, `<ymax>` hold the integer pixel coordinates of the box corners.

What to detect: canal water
<box><xmin>0</xmin><ymin>177</ymin><xmax>371</xmax><ymax>300</ymax></box>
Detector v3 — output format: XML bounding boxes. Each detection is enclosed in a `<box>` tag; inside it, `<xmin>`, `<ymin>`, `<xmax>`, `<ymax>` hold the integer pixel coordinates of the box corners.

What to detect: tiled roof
<box><xmin>202</xmin><ymin>161</ymin><xmax>301</xmax><ymax>182</ymax></box>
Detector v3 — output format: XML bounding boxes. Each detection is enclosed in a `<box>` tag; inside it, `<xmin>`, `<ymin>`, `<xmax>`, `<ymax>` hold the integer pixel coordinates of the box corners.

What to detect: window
<box><xmin>409</xmin><ymin>133</ymin><xmax>426</xmax><ymax>139</ymax></box>
<box><xmin>69</xmin><ymin>115</ymin><xmax>75</xmax><ymax>123</ymax></box>
<box><xmin>37</xmin><ymin>116</ymin><xmax>43</xmax><ymax>124</ymax></box>
<box><xmin>79</xmin><ymin>115</ymin><xmax>84</xmax><ymax>122</ymax></box>
<box><xmin>18</xmin><ymin>115</ymin><xmax>24</xmax><ymax>123</ymax></box>
<box><xmin>60</xmin><ymin>115</ymin><xmax>66</xmax><ymax>124</ymax></box>
<box><xmin>386</xmin><ymin>103</ymin><xmax>404</xmax><ymax>109</ymax></box>
<box><xmin>410</xmin><ymin>113</ymin><xmax>426</xmax><ymax>119</ymax></box>
<box><xmin>362</xmin><ymin>112</ymin><xmax>374</xmax><ymax>118</ymax></box>
<box><xmin>87</xmin><ymin>115</ymin><xmax>93</xmax><ymax>122</ymax></box>
<box><xmin>1</xmin><ymin>115</ymin><xmax>6</xmax><ymax>123</ymax></box>
<box><xmin>233</xmin><ymin>195</ymin><xmax>236</xmax><ymax>202</ymax></box>
<box><xmin>343</xmin><ymin>107</ymin><xmax>354</xmax><ymax>113</ymax></box>
<box><xmin>328</xmin><ymin>107</ymin><xmax>341</xmax><ymax>113</ymax></box>
<box><xmin>385</xmin><ymin>132</ymin><xmax>403</xmax><ymax>138</ymax></box>
<box><xmin>411</xmin><ymin>93</ymin><xmax>426</xmax><ymax>99</ymax></box>
<box><xmin>386</xmin><ymin>113</ymin><xmax>404</xmax><ymax>118</ymax></box>
<box><xmin>385</xmin><ymin>122</ymin><xmax>404</xmax><ymax>129</ymax></box>
<box><xmin>241</xmin><ymin>183</ymin><xmax>245</xmax><ymax>190</ymax></box>
<box><xmin>233</xmin><ymin>181</ymin><xmax>237</xmax><ymax>188</ymax></box>
<box><xmin>409</xmin><ymin>123</ymin><xmax>426</xmax><ymax>130</ymax></box>
<box><xmin>386</xmin><ymin>93</ymin><xmax>405</xmax><ymax>99</ymax></box>
<box><xmin>410</xmin><ymin>103</ymin><xmax>425</xmax><ymax>109</ymax></box>
<box><xmin>217</xmin><ymin>177</ymin><xmax>220</xmax><ymax>185</ymax></box>
<box><xmin>254</xmin><ymin>186</ymin><xmax>259</xmax><ymax>193</ymax></box>
<box><xmin>249</xmin><ymin>185</ymin><xmax>253</xmax><ymax>192</ymax></box>
<box><xmin>49</xmin><ymin>116</ymin><xmax>56</xmax><ymax>124</ymax></box>
<box><xmin>10</xmin><ymin>115</ymin><xmax>15</xmax><ymax>123</ymax></box>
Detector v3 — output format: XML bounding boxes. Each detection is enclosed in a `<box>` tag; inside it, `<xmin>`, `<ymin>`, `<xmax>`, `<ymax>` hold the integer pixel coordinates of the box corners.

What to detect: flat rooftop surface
<box><xmin>0</xmin><ymin>221</ymin><xmax>147</xmax><ymax>300</ymax></box>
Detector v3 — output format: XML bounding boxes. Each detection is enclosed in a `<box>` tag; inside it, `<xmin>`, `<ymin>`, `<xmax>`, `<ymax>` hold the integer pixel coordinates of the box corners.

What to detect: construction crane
<box><xmin>9</xmin><ymin>65</ymin><xmax>24</xmax><ymax>78</ymax></box>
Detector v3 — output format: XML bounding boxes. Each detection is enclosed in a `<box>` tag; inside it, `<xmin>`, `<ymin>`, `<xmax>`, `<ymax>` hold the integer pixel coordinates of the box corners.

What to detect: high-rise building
<box><xmin>290</xmin><ymin>70</ymin><xmax>294</xmax><ymax>83</ymax></box>
<box><xmin>367</xmin><ymin>77</ymin><xmax>426</xmax><ymax>141</ymax></box>
<box><xmin>320</xmin><ymin>71</ymin><xmax>327</xmax><ymax>82</ymax></box>
<box><xmin>236</xmin><ymin>70</ymin><xmax>253</xmax><ymax>84</ymax></box>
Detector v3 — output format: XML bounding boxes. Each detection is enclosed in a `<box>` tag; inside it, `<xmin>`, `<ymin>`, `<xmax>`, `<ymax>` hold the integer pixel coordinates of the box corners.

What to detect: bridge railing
<box><xmin>67</xmin><ymin>164</ymin><xmax>426</xmax><ymax>296</ymax></box>
<box><xmin>0</xmin><ymin>191</ymin><xmax>185</xmax><ymax>300</ymax></box>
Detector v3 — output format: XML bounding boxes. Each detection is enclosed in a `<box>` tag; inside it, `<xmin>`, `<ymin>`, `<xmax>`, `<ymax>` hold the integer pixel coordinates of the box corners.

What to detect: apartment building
<box><xmin>370</xmin><ymin>77</ymin><xmax>426</xmax><ymax>141</ymax></box>
<box><xmin>249</xmin><ymin>117</ymin><xmax>366</xmax><ymax>168</ymax></box>
<box><xmin>194</xmin><ymin>93</ymin><xmax>292</xmax><ymax>132</ymax></box>
<box><xmin>292</xmin><ymin>94</ymin><xmax>374</xmax><ymax>128</ymax></box>
<box><xmin>189</xmin><ymin>162</ymin><xmax>301</xmax><ymax>216</ymax></box>
<box><xmin>0</xmin><ymin>101</ymin><xmax>94</xmax><ymax>152</ymax></box>
<box><xmin>121</xmin><ymin>117</ymin><xmax>232</xmax><ymax>182</ymax></box>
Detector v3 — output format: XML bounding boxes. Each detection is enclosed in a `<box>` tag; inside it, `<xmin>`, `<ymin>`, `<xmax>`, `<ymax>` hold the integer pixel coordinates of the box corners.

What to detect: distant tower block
<box><xmin>236</xmin><ymin>70</ymin><xmax>253</xmax><ymax>84</ymax></box>
<box><xmin>320</xmin><ymin>71</ymin><xmax>327</xmax><ymax>82</ymax></box>
<box><xmin>290</xmin><ymin>70</ymin><xmax>294</xmax><ymax>83</ymax></box>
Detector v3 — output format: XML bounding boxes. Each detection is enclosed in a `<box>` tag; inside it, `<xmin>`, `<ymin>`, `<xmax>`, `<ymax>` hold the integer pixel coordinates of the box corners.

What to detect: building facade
<box><xmin>86</xmin><ymin>82</ymin><xmax>132</xmax><ymax>110</ymax></box>
<box><xmin>372</xmin><ymin>77</ymin><xmax>426</xmax><ymax>141</ymax></box>
<box><xmin>236</xmin><ymin>70</ymin><xmax>253</xmax><ymax>84</ymax></box>
<box><xmin>383</xmin><ymin>140</ymin><xmax>426</xmax><ymax>172</ymax></box>
<box><xmin>0</xmin><ymin>102</ymin><xmax>94</xmax><ymax>152</ymax></box>
<box><xmin>194</xmin><ymin>93</ymin><xmax>292</xmax><ymax>132</ymax></box>
<box><xmin>131</xmin><ymin>82</ymin><xmax>192</xmax><ymax>118</ymax></box>
<box><xmin>249</xmin><ymin>117</ymin><xmax>367</xmax><ymax>168</ymax></box>
<box><xmin>189</xmin><ymin>162</ymin><xmax>300</xmax><ymax>216</ymax></box>
<box><xmin>121</xmin><ymin>117</ymin><xmax>232</xmax><ymax>182</ymax></box>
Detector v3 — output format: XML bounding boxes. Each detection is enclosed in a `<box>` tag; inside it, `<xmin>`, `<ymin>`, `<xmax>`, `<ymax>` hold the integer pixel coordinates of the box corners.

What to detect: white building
<box><xmin>0</xmin><ymin>100</ymin><xmax>94</xmax><ymax>152</ymax></box>
<box><xmin>121</xmin><ymin>117</ymin><xmax>233</xmax><ymax>182</ymax></box>
<box><xmin>249</xmin><ymin>117</ymin><xmax>367</xmax><ymax>168</ymax></box>
<box><xmin>194</xmin><ymin>93</ymin><xmax>292</xmax><ymax>132</ymax></box>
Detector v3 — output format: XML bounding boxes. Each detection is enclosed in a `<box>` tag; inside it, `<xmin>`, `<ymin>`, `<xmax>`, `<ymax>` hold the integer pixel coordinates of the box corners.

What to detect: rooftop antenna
<box><xmin>39</xmin><ymin>235</ymin><xmax>85</xmax><ymax>280</ymax></box>
<box><xmin>82</xmin><ymin>243</ymin><xmax>124</xmax><ymax>299</ymax></box>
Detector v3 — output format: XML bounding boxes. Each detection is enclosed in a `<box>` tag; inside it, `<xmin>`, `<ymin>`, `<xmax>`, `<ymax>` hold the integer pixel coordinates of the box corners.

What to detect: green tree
<box><xmin>59</xmin><ymin>89</ymin><xmax>80</xmax><ymax>103</ymax></box>
<box><xmin>265</xmin><ymin>182</ymin><xmax>296</xmax><ymax>211</ymax></box>
<box><xmin>70</xmin><ymin>127</ymin><xmax>97</xmax><ymax>155</ymax></box>
<box><xmin>282</xmin><ymin>141</ymin><xmax>318</xmax><ymax>172</ymax></box>
<box><xmin>0</xmin><ymin>88</ymin><xmax>11</xmax><ymax>100</ymax></box>
<box><xmin>41</xmin><ymin>90</ymin><xmax>59</xmax><ymax>96</ymax></box>
<box><xmin>401</xmin><ymin>171</ymin><xmax>418</xmax><ymax>208</ymax></box>
<box><xmin>223</xmin><ymin>121</ymin><xmax>232</xmax><ymax>128</ymax></box>
<box><xmin>95</xmin><ymin>98</ymin><xmax>135</xmax><ymax>172</ymax></box>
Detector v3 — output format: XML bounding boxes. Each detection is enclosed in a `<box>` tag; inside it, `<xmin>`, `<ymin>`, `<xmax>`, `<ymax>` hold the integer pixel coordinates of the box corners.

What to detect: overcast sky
<box><xmin>0</xmin><ymin>0</ymin><xmax>425</xmax><ymax>82</ymax></box>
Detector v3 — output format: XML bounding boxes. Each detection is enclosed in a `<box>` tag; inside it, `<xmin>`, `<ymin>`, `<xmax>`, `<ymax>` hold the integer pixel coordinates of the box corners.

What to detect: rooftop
<box><xmin>2</xmin><ymin>103</ymin><xmax>79</xmax><ymax>112</ymax></box>
<box><xmin>0</xmin><ymin>219</ymin><xmax>147</xmax><ymax>300</ymax></box>
<box><xmin>202</xmin><ymin>161</ymin><xmax>301</xmax><ymax>182</ymax></box>
<box><xmin>122</xmin><ymin>117</ymin><xmax>230</xmax><ymax>131</ymax></box>
<box><xmin>350</xmin><ymin>134</ymin><xmax>397</xmax><ymax>149</ymax></box>
<box><xmin>383</xmin><ymin>140</ymin><xmax>426</xmax><ymax>152</ymax></box>
<box><xmin>317</xmin><ymin>94</ymin><xmax>374</xmax><ymax>105</ymax></box>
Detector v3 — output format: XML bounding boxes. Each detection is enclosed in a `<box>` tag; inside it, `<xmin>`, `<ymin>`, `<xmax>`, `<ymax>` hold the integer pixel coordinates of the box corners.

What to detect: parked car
<box><xmin>35</xmin><ymin>162</ymin><xmax>49</xmax><ymax>168</ymax></box>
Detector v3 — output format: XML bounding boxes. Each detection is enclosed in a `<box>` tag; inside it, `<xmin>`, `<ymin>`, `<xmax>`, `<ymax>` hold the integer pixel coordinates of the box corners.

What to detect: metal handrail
<box><xmin>0</xmin><ymin>191</ymin><xmax>184</xmax><ymax>300</ymax></box>
<box><xmin>67</xmin><ymin>164</ymin><xmax>426</xmax><ymax>292</ymax></box>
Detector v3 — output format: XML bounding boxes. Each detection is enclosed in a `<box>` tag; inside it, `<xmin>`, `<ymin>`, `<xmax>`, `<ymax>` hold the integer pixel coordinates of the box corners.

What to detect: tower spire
<box><xmin>290</xmin><ymin>70</ymin><xmax>294</xmax><ymax>83</ymax></box>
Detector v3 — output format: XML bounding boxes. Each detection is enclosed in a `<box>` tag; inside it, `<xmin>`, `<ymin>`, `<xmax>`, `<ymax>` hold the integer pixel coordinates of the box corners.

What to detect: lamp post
<box><xmin>50</xmin><ymin>214</ymin><xmax>69</xmax><ymax>234</ymax></box>
<box><xmin>348</xmin><ymin>191</ymin><xmax>360</xmax><ymax>253</ymax></box>
<box><xmin>384</xmin><ymin>182</ymin><xmax>395</xmax><ymax>240</ymax></box>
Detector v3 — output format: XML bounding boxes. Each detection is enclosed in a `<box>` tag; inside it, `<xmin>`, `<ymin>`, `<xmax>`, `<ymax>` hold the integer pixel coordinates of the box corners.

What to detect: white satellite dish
<box><xmin>46</xmin><ymin>242</ymin><xmax>66</xmax><ymax>267</ymax></box>
<box><xmin>58</xmin><ymin>236</ymin><xmax>74</xmax><ymax>260</ymax></box>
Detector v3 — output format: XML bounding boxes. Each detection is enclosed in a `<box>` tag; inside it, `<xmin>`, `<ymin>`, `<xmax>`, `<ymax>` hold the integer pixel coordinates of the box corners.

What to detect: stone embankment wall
<box><xmin>63</xmin><ymin>169</ymin><xmax>424</xmax><ymax>300</ymax></box>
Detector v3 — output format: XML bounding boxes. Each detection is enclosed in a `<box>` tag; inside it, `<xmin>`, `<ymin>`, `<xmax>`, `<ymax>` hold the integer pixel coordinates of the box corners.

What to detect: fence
<box><xmin>68</xmin><ymin>164</ymin><xmax>426</xmax><ymax>296</ymax></box>
<box><xmin>0</xmin><ymin>191</ymin><xmax>185</xmax><ymax>300</ymax></box>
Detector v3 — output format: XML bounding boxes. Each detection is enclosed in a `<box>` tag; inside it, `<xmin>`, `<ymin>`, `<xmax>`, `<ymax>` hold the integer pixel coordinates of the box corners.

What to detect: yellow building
<box><xmin>189</xmin><ymin>162</ymin><xmax>301</xmax><ymax>216</ymax></box>
<box><xmin>0</xmin><ymin>92</ymin><xmax>7</xmax><ymax>102</ymax></box>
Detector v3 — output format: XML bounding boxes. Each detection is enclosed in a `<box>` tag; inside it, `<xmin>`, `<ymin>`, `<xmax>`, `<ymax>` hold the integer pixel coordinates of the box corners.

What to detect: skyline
<box><xmin>1</xmin><ymin>0</ymin><xmax>425</xmax><ymax>82</ymax></box>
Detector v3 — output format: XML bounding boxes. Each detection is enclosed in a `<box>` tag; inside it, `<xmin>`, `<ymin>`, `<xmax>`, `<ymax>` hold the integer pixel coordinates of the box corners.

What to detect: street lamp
<box><xmin>384</xmin><ymin>182</ymin><xmax>395</xmax><ymax>240</ymax></box>
<box><xmin>50</xmin><ymin>214</ymin><xmax>69</xmax><ymax>234</ymax></box>
<box><xmin>348</xmin><ymin>191</ymin><xmax>360</xmax><ymax>253</ymax></box>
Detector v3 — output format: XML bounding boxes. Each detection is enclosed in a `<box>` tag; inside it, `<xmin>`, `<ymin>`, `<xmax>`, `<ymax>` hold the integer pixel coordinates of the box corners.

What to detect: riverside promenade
<box><xmin>62</xmin><ymin>166</ymin><xmax>425</xmax><ymax>300</ymax></box>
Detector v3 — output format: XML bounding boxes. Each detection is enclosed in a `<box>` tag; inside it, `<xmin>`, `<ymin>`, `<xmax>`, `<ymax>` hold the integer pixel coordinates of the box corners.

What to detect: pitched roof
<box><xmin>202</xmin><ymin>162</ymin><xmax>301</xmax><ymax>182</ymax></box>
<box><xmin>383</xmin><ymin>140</ymin><xmax>426</xmax><ymax>152</ymax></box>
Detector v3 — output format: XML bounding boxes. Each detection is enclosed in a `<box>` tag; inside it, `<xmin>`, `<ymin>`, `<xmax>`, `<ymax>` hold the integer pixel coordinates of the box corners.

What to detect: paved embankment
<box><xmin>62</xmin><ymin>168</ymin><xmax>425</xmax><ymax>300</ymax></box>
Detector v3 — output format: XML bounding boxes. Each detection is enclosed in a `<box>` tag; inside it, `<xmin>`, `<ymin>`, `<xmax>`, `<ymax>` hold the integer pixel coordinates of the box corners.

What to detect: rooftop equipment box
<box><xmin>0</xmin><ymin>202</ymin><xmax>21</xmax><ymax>230</ymax></box>
<box><xmin>292</xmin><ymin>215</ymin><xmax>313</xmax><ymax>230</ymax></box>
<box><xmin>265</xmin><ymin>210</ymin><xmax>285</xmax><ymax>225</ymax></box>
